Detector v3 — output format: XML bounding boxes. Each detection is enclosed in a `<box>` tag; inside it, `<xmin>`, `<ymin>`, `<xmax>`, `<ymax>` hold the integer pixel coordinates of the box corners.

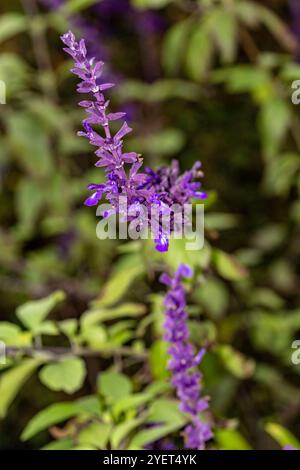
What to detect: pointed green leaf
<box><xmin>98</xmin><ymin>371</ymin><xmax>132</xmax><ymax>403</ymax></box>
<box><xmin>39</xmin><ymin>357</ymin><xmax>86</xmax><ymax>393</ymax></box>
<box><xmin>186</xmin><ymin>23</ymin><xmax>213</xmax><ymax>81</ymax></box>
<box><xmin>0</xmin><ymin>358</ymin><xmax>43</xmax><ymax>418</ymax></box>
<box><xmin>213</xmin><ymin>250</ymin><xmax>248</xmax><ymax>281</ymax></box>
<box><xmin>0</xmin><ymin>13</ymin><xmax>27</xmax><ymax>43</ymax></box>
<box><xmin>16</xmin><ymin>291</ymin><xmax>65</xmax><ymax>330</ymax></box>
<box><xmin>162</xmin><ymin>20</ymin><xmax>192</xmax><ymax>75</ymax></box>
<box><xmin>265</xmin><ymin>423</ymin><xmax>300</xmax><ymax>449</ymax></box>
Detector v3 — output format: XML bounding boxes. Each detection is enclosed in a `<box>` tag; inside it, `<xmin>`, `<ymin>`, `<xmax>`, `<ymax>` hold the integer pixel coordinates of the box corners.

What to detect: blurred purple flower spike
<box><xmin>160</xmin><ymin>264</ymin><xmax>213</xmax><ymax>449</ymax></box>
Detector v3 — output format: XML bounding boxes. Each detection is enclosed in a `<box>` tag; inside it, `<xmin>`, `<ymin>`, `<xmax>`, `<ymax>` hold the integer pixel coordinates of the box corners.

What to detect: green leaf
<box><xmin>76</xmin><ymin>396</ymin><xmax>102</xmax><ymax>416</ymax></box>
<box><xmin>0</xmin><ymin>13</ymin><xmax>27</xmax><ymax>43</ymax></box>
<box><xmin>129</xmin><ymin>422</ymin><xmax>183</xmax><ymax>449</ymax></box>
<box><xmin>39</xmin><ymin>358</ymin><xmax>86</xmax><ymax>393</ymax></box>
<box><xmin>162</xmin><ymin>20</ymin><xmax>192</xmax><ymax>75</ymax></box>
<box><xmin>7</xmin><ymin>112</ymin><xmax>54</xmax><ymax>178</ymax></box>
<box><xmin>269</xmin><ymin>259</ymin><xmax>297</xmax><ymax>294</ymax></box>
<box><xmin>106</xmin><ymin>320</ymin><xmax>135</xmax><ymax>347</ymax></box>
<box><xmin>16</xmin><ymin>291</ymin><xmax>65</xmax><ymax>330</ymax></box>
<box><xmin>27</xmin><ymin>98</ymin><xmax>70</xmax><ymax>135</ymax></box>
<box><xmin>0</xmin><ymin>330</ymin><xmax>31</xmax><ymax>348</ymax></box>
<box><xmin>189</xmin><ymin>320</ymin><xmax>217</xmax><ymax>345</ymax></box>
<box><xmin>257</xmin><ymin>5</ymin><xmax>296</xmax><ymax>52</ymax></box>
<box><xmin>0</xmin><ymin>322</ymin><xmax>21</xmax><ymax>342</ymax></box>
<box><xmin>77</xmin><ymin>422</ymin><xmax>112</xmax><ymax>450</ymax></box>
<box><xmin>208</xmin><ymin>8</ymin><xmax>238</xmax><ymax>63</ymax></box>
<box><xmin>81</xmin><ymin>303</ymin><xmax>145</xmax><ymax>328</ymax></box>
<box><xmin>265</xmin><ymin>423</ymin><xmax>300</xmax><ymax>449</ymax></box>
<box><xmin>161</xmin><ymin>238</ymin><xmax>211</xmax><ymax>272</ymax></box>
<box><xmin>145</xmin><ymin>381</ymin><xmax>171</xmax><ymax>396</ymax></box>
<box><xmin>186</xmin><ymin>22</ymin><xmax>213</xmax><ymax>81</ymax></box>
<box><xmin>71</xmin><ymin>444</ymin><xmax>98</xmax><ymax>450</ymax></box>
<box><xmin>118</xmin><ymin>79</ymin><xmax>200</xmax><ymax>102</ymax></box>
<box><xmin>281</xmin><ymin>63</ymin><xmax>300</xmax><ymax>82</ymax></box>
<box><xmin>113</xmin><ymin>393</ymin><xmax>153</xmax><ymax>419</ymax></box>
<box><xmin>235</xmin><ymin>248</ymin><xmax>262</xmax><ymax>267</ymax></box>
<box><xmin>97</xmin><ymin>265</ymin><xmax>143</xmax><ymax>307</ymax></box>
<box><xmin>21</xmin><ymin>401</ymin><xmax>89</xmax><ymax>441</ymax></box>
<box><xmin>249</xmin><ymin>288</ymin><xmax>284</xmax><ymax>310</ymax></box>
<box><xmin>149</xmin><ymin>340</ymin><xmax>170</xmax><ymax>380</ymax></box>
<box><xmin>250</xmin><ymin>310</ymin><xmax>300</xmax><ymax>356</ymax></box>
<box><xmin>259</xmin><ymin>99</ymin><xmax>291</xmax><ymax>158</ymax></box>
<box><xmin>42</xmin><ymin>438</ymin><xmax>73</xmax><ymax>450</ymax></box>
<box><xmin>113</xmin><ymin>382</ymin><xmax>169</xmax><ymax>418</ymax></box>
<box><xmin>98</xmin><ymin>371</ymin><xmax>132</xmax><ymax>403</ymax></box>
<box><xmin>216</xmin><ymin>345</ymin><xmax>255</xmax><ymax>379</ymax></box>
<box><xmin>63</xmin><ymin>0</ymin><xmax>99</xmax><ymax>13</ymax></box>
<box><xmin>251</xmin><ymin>224</ymin><xmax>286</xmax><ymax>252</ymax></box>
<box><xmin>205</xmin><ymin>213</ymin><xmax>239</xmax><ymax>231</ymax></box>
<box><xmin>215</xmin><ymin>428</ymin><xmax>252</xmax><ymax>450</ymax></box>
<box><xmin>290</xmin><ymin>200</ymin><xmax>300</xmax><ymax>225</ymax></box>
<box><xmin>147</xmin><ymin>398</ymin><xmax>186</xmax><ymax>426</ymax></box>
<box><xmin>196</xmin><ymin>279</ymin><xmax>229</xmax><ymax>319</ymax></box>
<box><xmin>264</xmin><ymin>153</ymin><xmax>300</xmax><ymax>196</ymax></box>
<box><xmin>132</xmin><ymin>0</ymin><xmax>171</xmax><ymax>9</ymax></box>
<box><xmin>59</xmin><ymin>319</ymin><xmax>78</xmax><ymax>338</ymax></box>
<box><xmin>0</xmin><ymin>359</ymin><xmax>43</xmax><ymax>418</ymax></box>
<box><xmin>15</xmin><ymin>180</ymin><xmax>45</xmax><ymax>239</ymax></box>
<box><xmin>213</xmin><ymin>66</ymin><xmax>271</xmax><ymax>94</ymax></box>
<box><xmin>235</xmin><ymin>1</ymin><xmax>260</xmax><ymax>27</ymax></box>
<box><xmin>33</xmin><ymin>321</ymin><xmax>59</xmax><ymax>336</ymax></box>
<box><xmin>111</xmin><ymin>418</ymin><xmax>143</xmax><ymax>449</ymax></box>
<box><xmin>213</xmin><ymin>250</ymin><xmax>248</xmax><ymax>281</ymax></box>
<box><xmin>81</xmin><ymin>324</ymin><xmax>107</xmax><ymax>350</ymax></box>
<box><xmin>130</xmin><ymin>128</ymin><xmax>185</xmax><ymax>156</ymax></box>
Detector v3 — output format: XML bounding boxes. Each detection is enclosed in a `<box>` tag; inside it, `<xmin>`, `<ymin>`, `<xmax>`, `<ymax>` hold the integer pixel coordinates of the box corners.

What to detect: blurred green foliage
<box><xmin>0</xmin><ymin>0</ymin><xmax>300</xmax><ymax>450</ymax></box>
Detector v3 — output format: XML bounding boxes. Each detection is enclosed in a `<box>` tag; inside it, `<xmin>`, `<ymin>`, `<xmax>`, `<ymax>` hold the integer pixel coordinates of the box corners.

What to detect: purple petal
<box><xmin>114</xmin><ymin>122</ymin><xmax>132</xmax><ymax>141</ymax></box>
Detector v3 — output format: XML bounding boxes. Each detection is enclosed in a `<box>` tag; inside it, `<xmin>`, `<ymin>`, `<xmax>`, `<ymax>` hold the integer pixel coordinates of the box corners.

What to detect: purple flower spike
<box><xmin>61</xmin><ymin>31</ymin><xmax>151</xmax><ymax>213</ymax></box>
<box><xmin>160</xmin><ymin>265</ymin><xmax>213</xmax><ymax>450</ymax></box>
<box><xmin>61</xmin><ymin>31</ymin><xmax>206</xmax><ymax>252</ymax></box>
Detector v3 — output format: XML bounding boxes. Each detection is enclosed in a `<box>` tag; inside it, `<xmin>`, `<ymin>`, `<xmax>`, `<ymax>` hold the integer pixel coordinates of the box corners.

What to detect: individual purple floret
<box><xmin>61</xmin><ymin>31</ymin><xmax>206</xmax><ymax>252</ymax></box>
<box><xmin>160</xmin><ymin>264</ymin><xmax>213</xmax><ymax>449</ymax></box>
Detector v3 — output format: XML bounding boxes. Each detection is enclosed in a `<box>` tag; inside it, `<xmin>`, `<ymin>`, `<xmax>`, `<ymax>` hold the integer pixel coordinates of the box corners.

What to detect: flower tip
<box><xmin>155</xmin><ymin>243</ymin><xmax>169</xmax><ymax>252</ymax></box>
<box><xmin>178</xmin><ymin>264</ymin><xmax>193</xmax><ymax>279</ymax></box>
<box><xmin>155</xmin><ymin>235</ymin><xmax>169</xmax><ymax>252</ymax></box>
<box><xmin>195</xmin><ymin>191</ymin><xmax>208</xmax><ymax>200</ymax></box>
<box><xmin>195</xmin><ymin>348</ymin><xmax>206</xmax><ymax>365</ymax></box>
<box><xmin>84</xmin><ymin>194</ymin><xmax>99</xmax><ymax>206</ymax></box>
<box><xmin>61</xmin><ymin>30</ymin><xmax>75</xmax><ymax>46</ymax></box>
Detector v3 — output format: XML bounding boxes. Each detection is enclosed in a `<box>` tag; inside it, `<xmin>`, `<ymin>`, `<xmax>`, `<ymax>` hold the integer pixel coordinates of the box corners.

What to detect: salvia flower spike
<box><xmin>61</xmin><ymin>31</ymin><xmax>206</xmax><ymax>252</ymax></box>
<box><xmin>160</xmin><ymin>264</ymin><xmax>213</xmax><ymax>449</ymax></box>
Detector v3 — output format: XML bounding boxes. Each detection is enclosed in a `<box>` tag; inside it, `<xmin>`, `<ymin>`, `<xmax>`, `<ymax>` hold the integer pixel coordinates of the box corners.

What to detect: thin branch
<box><xmin>239</xmin><ymin>27</ymin><xmax>259</xmax><ymax>63</ymax></box>
<box><xmin>6</xmin><ymin>345</ymin><xmax>147</xmax><ymax>361</ymax></box>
